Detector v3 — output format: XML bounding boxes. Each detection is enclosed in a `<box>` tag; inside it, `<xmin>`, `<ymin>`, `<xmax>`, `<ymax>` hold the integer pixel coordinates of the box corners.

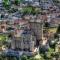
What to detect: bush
<box><xmin>20</xmin><ymin>55</ymin><xmax>28</xmax><ymax>60</ymax></box>
<box><xmin>20</xmin><ymin>6</ymin><xmax>41</xmax><ymax>15</ymax></box>
<box><xmin>3</xmin><ymin>0</ymin><xmax>10</xmax><ymax>10</ymax></box>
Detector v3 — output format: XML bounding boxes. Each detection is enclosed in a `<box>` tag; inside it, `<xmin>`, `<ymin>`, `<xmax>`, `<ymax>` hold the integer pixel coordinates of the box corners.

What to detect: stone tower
<box><xmin>29</xmin><ymin>18</ymin><xmax>43</xmax><ymax>45</ymax></box>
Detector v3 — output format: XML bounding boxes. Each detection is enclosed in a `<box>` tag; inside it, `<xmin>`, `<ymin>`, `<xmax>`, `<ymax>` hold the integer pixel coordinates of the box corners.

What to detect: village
<box><xmin>0</xmin><ymin>0</ymin><xmax>60</xmax><ymax>60</ymax></box>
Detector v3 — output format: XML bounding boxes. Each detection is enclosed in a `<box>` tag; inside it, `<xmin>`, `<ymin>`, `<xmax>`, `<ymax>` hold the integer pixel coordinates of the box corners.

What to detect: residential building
<box><xmin>39</xmin><ymin>0</ymin><xmax>54</xmax><ymax>9</ymax></box>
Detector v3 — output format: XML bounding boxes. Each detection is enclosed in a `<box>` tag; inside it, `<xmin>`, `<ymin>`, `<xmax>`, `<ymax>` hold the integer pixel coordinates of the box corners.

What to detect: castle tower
<box><xmin>29</xmin><ymin>19</ymin><xmax>43</xmax><ymax>45</ymax></box>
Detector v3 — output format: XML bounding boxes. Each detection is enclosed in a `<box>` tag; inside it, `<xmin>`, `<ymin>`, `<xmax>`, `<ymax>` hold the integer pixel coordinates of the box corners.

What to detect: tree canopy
<box><xmin>3</xmin><ymin>0</ymin><xmax>10</xmax><ymax>9</ymax></box>
<box><xmin>14</xmin><ymin>0</ymin><xmax>23</xmax><ymax>5</ymax></box>
<box><xmin>20</xmin><ymin>6</ymin><xmax>41</xmax><ymax>15</ymax></box>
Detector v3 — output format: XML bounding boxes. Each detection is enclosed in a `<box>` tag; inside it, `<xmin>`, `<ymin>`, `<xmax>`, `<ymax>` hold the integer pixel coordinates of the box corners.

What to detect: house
<box><xmin>14</xmin><ymin>19</ymin><xmax>29</xmax><ymax>29</ymax></box>
<box><xmin>50</xmin><ymin>18</ymin><xmax>60</xmax><ymax>27</ymax></box>
<box><xmin>39</xmin><ymin>0</ymin><xmax>54</xmax><ymax>9</ymax></box>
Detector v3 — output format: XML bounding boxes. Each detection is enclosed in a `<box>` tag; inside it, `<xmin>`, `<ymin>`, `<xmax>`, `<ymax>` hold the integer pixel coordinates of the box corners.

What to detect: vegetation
<box><xmin>3</xmin><ymin>0</ymin><xmax>10</xmax><ymax>9</ymax></box>
<box><xmin>0</xmin><ymin>54</ymin><xmax>42</xmax><ymax>60</ymax></box>
<box><xmin>48</xmin><ymin>27</ymin><xmax>57</xmax><ymax>34</ymax></box>
<box><xmin>14</xmin><ymin>0</ymin><xmax>23</xmax><ymax>5</ymax></box>
<box><xmin>0</xmin><ymin>35</ymin><xmax>8</xmax><ymax>41</ymax></box>
<box><xmin>0</xmin><ymin>48</ymin><xmax>59</xmax><ymax>60</ymax></box>
<box><xmin>39</xmin><ymin>39</ymin><xmax>60</xmax><ymax>60</ymax></box>
<box><xmin>0</xmin><ymin>34</ymin><xmax>9</xmax><ymax>48</ymax></box>
<box><xmin>40</xmin><ymin>47</ymin><xmax>55</xmax><ymax>60</ymax></box>
<box><xmin>15</xmin><ymin>0</ymin><xmax>20</xmax><ymax>5</ymax></box>
<box><xmin>20</xmin><ymin>6</ymin><xmax>42</xmax><ymax>15</ymax></box>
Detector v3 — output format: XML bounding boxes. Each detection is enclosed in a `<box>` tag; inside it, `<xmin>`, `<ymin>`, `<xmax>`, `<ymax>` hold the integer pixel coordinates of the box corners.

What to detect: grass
<box><xmin>48</xmin><ymin>27</ymin><xmax>57</xmax><ymax>33</ymax></box>
<box><xmin>0</xmin><ymin>35</ymin><xmax>8</xmax><ymax>41</ymax></box>
<box><xmin>34</xmin><ymin>53</ymin><xmax>41</xmax><ymax>59</ymax></box>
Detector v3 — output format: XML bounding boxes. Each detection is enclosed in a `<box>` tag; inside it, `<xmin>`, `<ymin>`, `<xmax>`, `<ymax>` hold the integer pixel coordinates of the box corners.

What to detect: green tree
<box><xmin>29</xmin><ymin>57</ymin><xmax>40</xmax><ymax>60</ymax></box>
<box><xmin>3</xmin><ymin>0</ymin><xmax>10</xmax><ymax>9</ymax></box>
<box><xmin>21</xmin><ymin>55</ymin><xmax>28</xmax><ymax>60</ymax></box>
<box><xmin>15</xmin><ymin>0</ymin><xmax>22</xmax><ymax>5</ymax></box>
<box><xmin>20</xmin><ymin>6</ymin><xmax>41</xmax><ymax>15</ymax></box>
